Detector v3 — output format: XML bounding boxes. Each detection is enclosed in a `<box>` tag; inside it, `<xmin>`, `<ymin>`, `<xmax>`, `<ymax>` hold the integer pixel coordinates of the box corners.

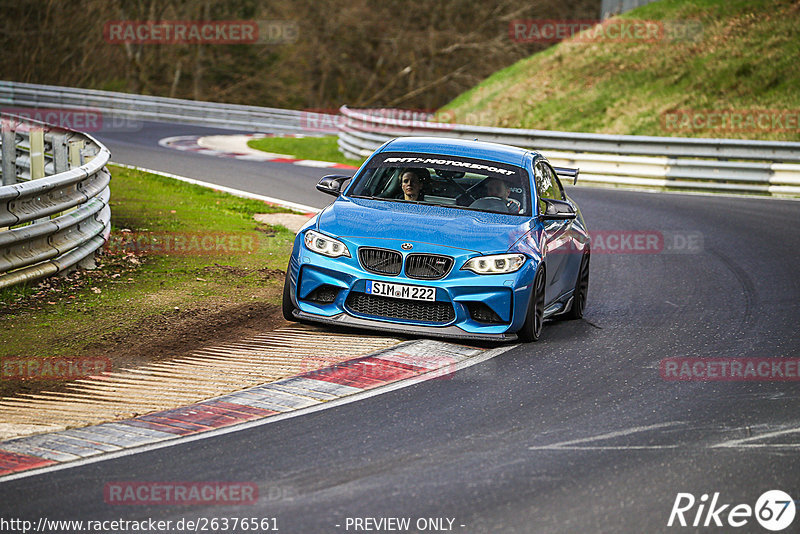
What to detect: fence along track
<box><xmin>0</xmin><ymin>113</ymin><xmax>111</xmax><ymax>289</ymax></box>
<box><xmin>336</xmin><ymin>106</ymin><xmax>800</xmax><ymax>197</ymax></box>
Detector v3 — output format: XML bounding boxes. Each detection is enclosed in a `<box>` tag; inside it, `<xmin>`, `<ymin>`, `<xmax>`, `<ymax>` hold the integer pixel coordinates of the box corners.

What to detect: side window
<box><xmin>543</xmin><ymin>163</ymin><xmax>566</xmax><ymax>200</ymax></box>
<box><xmin>534</xmin><ymin>161</ymin><xmax>558</xmax><ymax>213</ymax></box>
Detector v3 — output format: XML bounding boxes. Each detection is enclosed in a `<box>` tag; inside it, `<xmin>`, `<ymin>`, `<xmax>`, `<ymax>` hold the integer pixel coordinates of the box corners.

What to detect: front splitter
<box><xmin>293</xmin><ymin>310</ymin><xmax>518</xmax><ymax>342</ymax></box>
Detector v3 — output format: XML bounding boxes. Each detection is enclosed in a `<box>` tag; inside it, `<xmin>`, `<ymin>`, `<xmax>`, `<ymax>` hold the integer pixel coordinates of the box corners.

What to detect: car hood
<box><xmin>316</xmin><ymin>197</ymin><xmax>533</xmax><ymax>253</ymax></box>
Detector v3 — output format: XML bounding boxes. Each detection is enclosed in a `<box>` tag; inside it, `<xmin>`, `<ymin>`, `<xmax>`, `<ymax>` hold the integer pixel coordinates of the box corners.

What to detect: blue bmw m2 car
<box><xmin>282</xmin><ymin>137</ymin><xmax>590</xmax><ymax>342</ymax></box>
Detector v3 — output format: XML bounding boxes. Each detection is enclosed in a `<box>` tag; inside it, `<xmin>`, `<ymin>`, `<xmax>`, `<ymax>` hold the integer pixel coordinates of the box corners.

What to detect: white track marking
<box><xmin>159</xmin><ymin>134</ymin><xmax>358</xmax><ymax>170</ymax></box>
<box><xmin>111</xmin><ymin>163</ymin><xmax>321</xmax><ymax>214</ymax></box>
<box><xmin>294</xmin><ymin>160</ymin><xmax>339</xmax><ymax>168</ymax></box>
<box><xmin>712</xmin><ymin>426</ymin><xmax>800</xmax><ymax>449</ymax></box>
<box><xmin>528</xmin><ymin>422</ymin><xmax>800</xmax><ymax>451</ymax></box>
<box><xmin>528</xmin><ymin>422</ymin><xmax>684</xmax><ymax>451</ymax></box>
<box><xmin>196</xmin><ymin>134</ymin><xmax>276</xmax><ymax>157</ymax></box>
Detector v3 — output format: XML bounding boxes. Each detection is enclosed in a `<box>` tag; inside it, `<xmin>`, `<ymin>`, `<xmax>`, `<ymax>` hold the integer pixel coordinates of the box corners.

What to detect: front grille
<box><xmin>405</xmin><ymin>254</ymin><xmax>454</xmax><ymax>280</ymax></box>
<box><xmin>345</xmin><ymin>292</ymin><xmax>455</xmax><ymax>323</ymax></box>
<box><xmin>359</xmin><ymin>247</ymin><xmax>402</xmax><ymax>276</ymax></box>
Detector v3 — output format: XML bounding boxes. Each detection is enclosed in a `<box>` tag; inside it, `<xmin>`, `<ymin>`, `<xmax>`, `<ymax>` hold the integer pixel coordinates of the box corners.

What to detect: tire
<box><xmin>518</xmin><ymin>267</ymin><xmax>546</xmax><ymax>342</ymax></box>
<box><xmin>282</xmin><ymin>269</ymin><xmax>298</xmax><ymax>322</ymax></box>
<box><xmin>565</xmin><ymin>251</ymin><xmax>589</xmax><ymax>320</ymax></box>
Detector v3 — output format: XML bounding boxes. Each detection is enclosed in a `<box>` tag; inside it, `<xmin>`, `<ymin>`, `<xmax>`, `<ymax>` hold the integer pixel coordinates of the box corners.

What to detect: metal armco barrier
<box><xmin>3</xmin><ymin>82</ymin><xmax>797</xmax><ymax>196</ymax></box>
<box><xmin>0</xmin><ymin>114</ymin><xmax>111</xmax><ymax>289</ymax></box>
<box><xmin>0</xmin><ymin>81</ymin><xmax>337</xmax><ymax>134</ymax></box>
<box><xmin>337</xmin><ymin>106</ymin><xmax>800</xmax><ymax>197</ymax></box>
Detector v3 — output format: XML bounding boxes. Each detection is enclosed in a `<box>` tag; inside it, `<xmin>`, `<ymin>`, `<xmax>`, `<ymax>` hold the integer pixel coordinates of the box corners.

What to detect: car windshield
<box><xmin>347</xmin><ymin>151</ymin><xmax>532</xmax><ymax>216</ymax></box>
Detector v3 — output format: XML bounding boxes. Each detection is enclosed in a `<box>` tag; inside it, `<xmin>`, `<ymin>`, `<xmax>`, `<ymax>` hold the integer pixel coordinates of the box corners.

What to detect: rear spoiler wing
<box><xmin>553</xmin><ymin>166</ymin><xmax>580</xmax><ymax>185</ymax></box>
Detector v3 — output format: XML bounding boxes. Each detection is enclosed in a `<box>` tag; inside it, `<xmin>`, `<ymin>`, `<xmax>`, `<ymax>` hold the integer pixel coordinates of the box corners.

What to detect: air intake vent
<box><xmin>466</xmin><ymin>302</ymin><xmax>506</xmax><ymax>324</ymax></box>
<box><xmin>346</xmin><ymin>292</ymin><xmax>455</xmax><ymax>323</ymax></box>
<box><xmin>304</xmin><ymin>285</ymin><xmax>340</xmax><ymax>304</ymax></box>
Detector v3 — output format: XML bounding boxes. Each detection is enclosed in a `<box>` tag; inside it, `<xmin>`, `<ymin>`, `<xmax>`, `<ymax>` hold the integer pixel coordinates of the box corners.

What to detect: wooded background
<box><xmin>1</xmin><ymin>0</ymin><xmax>600</xmax><ymax>111</ymax></box>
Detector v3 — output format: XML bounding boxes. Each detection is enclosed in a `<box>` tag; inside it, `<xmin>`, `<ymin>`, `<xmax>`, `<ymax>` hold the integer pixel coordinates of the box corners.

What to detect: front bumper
<box><xmin>288</xmin><ymin>236</ymin><xmax>537</xmax><ymax>339</ymax></box>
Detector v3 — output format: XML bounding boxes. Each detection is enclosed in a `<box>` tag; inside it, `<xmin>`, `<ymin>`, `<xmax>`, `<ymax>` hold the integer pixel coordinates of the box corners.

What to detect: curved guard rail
<box><xmin>0</xmin><ymin>80</ymin><xmax>337</xmax><ymax>134</ymax></box>
<box><xmin>0</xmin><ymin>113</ymin><xmax>111</xmax><ymax>289</ymax></box>
<box><xmin>337</xmin><ymin>106</ymin><xmax>800</xmax><ymax>197</ymax></box>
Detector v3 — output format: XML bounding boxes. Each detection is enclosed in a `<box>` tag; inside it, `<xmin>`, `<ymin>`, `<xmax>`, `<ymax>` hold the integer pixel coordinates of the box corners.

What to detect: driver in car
<box><xmin>485</xmin><ymin>178</ymin><xmax>521</xmax><ymax>213</ymax></box>
<box><xmin>399</xmin><ymin>168</ymin><xmax>428</xmax><ymax>201</ymax></box>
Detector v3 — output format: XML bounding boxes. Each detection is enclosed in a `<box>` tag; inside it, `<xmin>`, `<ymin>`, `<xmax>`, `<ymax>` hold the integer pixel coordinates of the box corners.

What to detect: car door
<box><xmin>535</xmin><ymin>160</ymin><xmax>573</xmax><ymax>303</ymax></box>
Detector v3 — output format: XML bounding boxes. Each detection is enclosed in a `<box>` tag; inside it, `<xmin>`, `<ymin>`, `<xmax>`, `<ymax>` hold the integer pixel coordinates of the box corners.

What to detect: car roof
<box><xmin>380</xmin><ymin>137</ymin><xmax>534</xmax><ymax>167</ymax></box>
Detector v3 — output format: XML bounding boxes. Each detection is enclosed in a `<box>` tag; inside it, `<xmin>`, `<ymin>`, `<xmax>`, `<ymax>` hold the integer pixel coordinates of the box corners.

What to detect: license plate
<box><xmin>366</xmin><ymin>281</ymin><xmax>436</xmax><ymax>301</ymax></box>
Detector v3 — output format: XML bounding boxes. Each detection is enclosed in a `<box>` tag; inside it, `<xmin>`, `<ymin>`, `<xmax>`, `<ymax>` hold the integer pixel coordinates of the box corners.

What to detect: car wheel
<box><xmin>565</xmin><ymin>251</ymin><xmax>590</xmax><ymax>320</ymax></box>
<box><xmin>282</xmin><ymin>269</ymin><xmax>298</xmax><ymax>322</ymax></box>
<box><xmin>518</xmin><ymin>267</ymin><xmax>546</xmax><ymax>342</ymax></box>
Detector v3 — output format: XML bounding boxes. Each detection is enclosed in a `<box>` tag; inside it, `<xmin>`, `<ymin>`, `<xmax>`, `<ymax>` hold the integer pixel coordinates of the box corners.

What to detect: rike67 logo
<box><xmin>668</xmin><ymin>490</ymin><xmax>795</xmax><ymax>531</ymax></box>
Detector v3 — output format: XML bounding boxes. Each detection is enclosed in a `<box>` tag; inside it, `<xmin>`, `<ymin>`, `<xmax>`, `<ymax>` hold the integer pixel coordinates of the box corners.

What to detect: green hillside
<box><xmin>441</xmin><ymin>0</ymin><xmax>800</xmax><ymax>141</ymax></box>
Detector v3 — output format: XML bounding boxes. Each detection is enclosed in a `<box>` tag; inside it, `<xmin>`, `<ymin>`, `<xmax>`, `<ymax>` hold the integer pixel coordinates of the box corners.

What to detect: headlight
<box><xmin>462</xmin><ymin>253</ymin><xmax>525</xmax><ymax>274</ymax></box>
<box><xmin>304</xmin><ymin>230</ymin><xmax>351</xmax><ymax>258</ymax></box>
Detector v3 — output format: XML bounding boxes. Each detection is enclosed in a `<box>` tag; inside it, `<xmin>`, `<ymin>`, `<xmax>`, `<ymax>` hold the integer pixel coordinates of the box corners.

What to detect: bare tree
<box><xmin>0</xmin><ymin>0</ymin><xmax>601</xmax><ymax>110</ymax></box>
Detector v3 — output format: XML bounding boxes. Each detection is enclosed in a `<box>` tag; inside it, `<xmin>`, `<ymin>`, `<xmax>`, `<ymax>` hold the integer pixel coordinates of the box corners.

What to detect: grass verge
<box><xmin>443</xmin><ymin>0</ymin><xmax>800</xmax><ymax>141</ymax></box>
<box><xmin>247</xmin><ymin>135</ymin><xmax>364</xmax><ymax>167</ymax></box>
<box><xmin>0</xmin><ymin>165</ymin><xmax>296</xmax><ymax>398</ymax></box>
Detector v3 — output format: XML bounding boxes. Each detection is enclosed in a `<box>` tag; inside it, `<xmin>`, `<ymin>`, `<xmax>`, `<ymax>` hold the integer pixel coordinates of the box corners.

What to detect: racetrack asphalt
<box><xmin>97</xmin><ymin>121</ymin><xmax>349</xmax><ymax>210</ymax></box>
<box><xmin>2</xmin><ymin>121</ymin><xmax>798</xmax><ymax>533</ymax></box>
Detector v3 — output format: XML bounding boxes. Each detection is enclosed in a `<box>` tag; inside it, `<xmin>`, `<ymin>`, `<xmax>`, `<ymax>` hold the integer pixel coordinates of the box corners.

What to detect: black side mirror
<box><xmin>316</xmin><ymin>175</ymin><xmax>351</xmax><ymax>197</ymax></box>
<box><xmin>540</xmin><ymin>198</ymin><xmax>577</xmax><ymax>220</ymax></box>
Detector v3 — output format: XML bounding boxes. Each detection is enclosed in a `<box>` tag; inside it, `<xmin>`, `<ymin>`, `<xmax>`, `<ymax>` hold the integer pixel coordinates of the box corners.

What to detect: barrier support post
<box><xmin>53</xmin><ymin>133</ymin><xmax>68</xmax><ymax>173</ymax></box>
<box><xmin>68</xmin><ymin>139</ymin><xmax>84</xmax><ymax>167</ymax></box>
<box><xmin>1</xmin><ymin>124</ymin><xmax>16</xmax><ymax>185</ymax></box>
